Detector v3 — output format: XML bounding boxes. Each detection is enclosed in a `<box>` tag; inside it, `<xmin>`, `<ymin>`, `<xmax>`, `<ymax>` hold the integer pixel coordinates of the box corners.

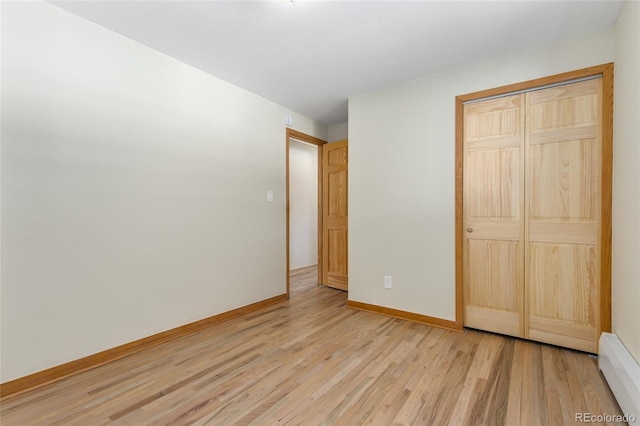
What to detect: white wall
<box><xmin>328</xmin><ymin>122</ymin><xmax>348</xmax><ymax>143</ymax></box>
<box><xmin>349</xmin><ymin>28</ymin><xmax>615</xmax><ymax>321</ymax></box>
<box><xmin>613</xmin><ymin>1</ymin><xmax>640</xmax><ymax>364</ymax></box>
<box><xmin>289</xmin><ymin>140</ymin><xmax>318</xmax><ymax>270</ymax></box>
<box><xmin>0</xmin><ymin>1</ymin><xmax>326</xmax><ymax>382</ymax></box>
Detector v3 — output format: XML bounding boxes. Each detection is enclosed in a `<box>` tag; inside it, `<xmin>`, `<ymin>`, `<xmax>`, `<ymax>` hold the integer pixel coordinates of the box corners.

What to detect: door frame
<box><xmin>454</xmin><ymin>63</ymin><xmax>614</xmax><ymax>331</ymax></box>
<box><xmin>286</xmin><ymin>128</ymin><xmax>327</xmax><ymax>297</ymax></box>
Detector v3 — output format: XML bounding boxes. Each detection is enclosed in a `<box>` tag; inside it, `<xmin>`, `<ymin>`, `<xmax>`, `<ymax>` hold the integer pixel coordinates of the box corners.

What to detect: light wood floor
<box><xmin>1</xmin><ymin>267</ymin><xmax>623</xmax><ymax>425</ymax></box>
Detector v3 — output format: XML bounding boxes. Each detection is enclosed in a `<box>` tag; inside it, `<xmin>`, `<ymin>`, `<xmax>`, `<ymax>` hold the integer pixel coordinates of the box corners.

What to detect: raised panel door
<box><xmin>525</xmin><ymin>79</ymin><xmax>602</xmax><ymax>352</ymax></box>
<box><xmin>322</xmin><ymin>140</ymin><xmax>348</xmax><ymax>291</ymax></box>
<box><xmin>463</xmin><ymin>95</ymin><xmax>525</xmax><ymax>338</ymax></box>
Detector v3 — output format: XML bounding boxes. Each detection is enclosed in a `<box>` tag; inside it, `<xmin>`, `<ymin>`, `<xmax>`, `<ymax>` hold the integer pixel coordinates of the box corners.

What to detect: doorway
<box><xmin>286</xmin><ymin>129</ymin><xmax>326</xmax><ymax>296</ymax></box>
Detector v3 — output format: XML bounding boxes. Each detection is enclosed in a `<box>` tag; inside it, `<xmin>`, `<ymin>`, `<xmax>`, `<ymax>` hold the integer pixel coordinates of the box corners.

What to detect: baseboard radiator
<box><xmin>598</xmin><ymin>333</ymin><xmax>640</xmax><ymax>420</ymax></box>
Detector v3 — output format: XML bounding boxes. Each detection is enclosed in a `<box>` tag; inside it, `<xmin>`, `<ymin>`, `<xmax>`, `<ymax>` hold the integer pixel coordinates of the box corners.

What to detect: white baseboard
<box><xmin>599</xmin><ymin>333</ymin><xmax>640</xmax><ymax>420</ymax></box>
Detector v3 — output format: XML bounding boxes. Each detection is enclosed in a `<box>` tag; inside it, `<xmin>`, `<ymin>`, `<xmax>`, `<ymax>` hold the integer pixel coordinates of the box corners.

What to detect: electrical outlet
<box><xmin>384</xmin><ymin>275</ymin><xmax>392</xmax><ymax>289</ymax></box>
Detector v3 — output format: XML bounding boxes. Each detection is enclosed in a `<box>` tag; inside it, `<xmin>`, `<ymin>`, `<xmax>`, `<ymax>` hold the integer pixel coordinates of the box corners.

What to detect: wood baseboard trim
<box><xmin>346</xmin><ymin>300</ymin><xmax>463</xmax><ymax>332</ymax></box>
<box><xmin>0</xmin><ymin>293</ymin><xmax>288</xmax><ymax>400</ymax></box>
<box><xmin>289</xmin><ymin>264</ymin><xmax>318</xmax><ymax>274</ymax></box>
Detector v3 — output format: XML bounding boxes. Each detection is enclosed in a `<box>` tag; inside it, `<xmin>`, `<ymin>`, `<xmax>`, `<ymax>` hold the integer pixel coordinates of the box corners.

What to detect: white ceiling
<box><xmin>50</xmin><ymin>1</ymin><xmax>623</xmax><ymax>126</ymax></box>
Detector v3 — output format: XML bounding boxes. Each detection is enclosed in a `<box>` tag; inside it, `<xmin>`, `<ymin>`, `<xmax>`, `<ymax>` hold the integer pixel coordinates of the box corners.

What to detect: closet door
<box><xmin>525</xmin><ymin>79</ymin><xmax>602</xmax><ymax>353</ymax></box>
<box><xmin>463</xmin><ymin>94</ymin><xmax>525</xmax><ymax>338</ymax></box>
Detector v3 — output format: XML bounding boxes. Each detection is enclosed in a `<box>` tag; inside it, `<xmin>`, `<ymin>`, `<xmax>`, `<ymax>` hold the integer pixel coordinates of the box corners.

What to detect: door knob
<box><xmin>467</xmin><ymin>228</ymin><xmax>473</xmax><ymax>233</ymax></box>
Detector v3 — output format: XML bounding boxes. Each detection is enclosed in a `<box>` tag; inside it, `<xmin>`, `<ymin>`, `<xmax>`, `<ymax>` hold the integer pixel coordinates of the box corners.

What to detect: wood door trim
<box><xmin>456</xmin><ymin>64</ymin><xmax>613</xmax><ymax>103</ymax></box>
<box><xmin>455</xmin><ymin>63</ymin><xmax>614</xmax><ymax>333</ymax></box>
<box><xmin>0</xmin><ymin>293</ymin><xmax>288</xmax><ymax>400</ymax></box>
<box><xmin>286</xmin><ymin>128</ymin><xmax>327</xmax><ymax>296</ymax></box>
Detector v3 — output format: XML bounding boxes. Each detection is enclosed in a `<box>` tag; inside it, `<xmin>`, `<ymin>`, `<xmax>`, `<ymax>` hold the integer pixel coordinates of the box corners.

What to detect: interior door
<box><xmin>322</xmin><ymin>140</ymin><xmax>348</xmax><ymax>291</ymax></box>
<box><xmin>525</xmin><ymin>79</ymin><xmax>602</xmax><ymax>353</ymax></box>
<box><xmin>463</xmin><ymin>95</ymin><xmax>525</xmax><ymax>338</ymax></box>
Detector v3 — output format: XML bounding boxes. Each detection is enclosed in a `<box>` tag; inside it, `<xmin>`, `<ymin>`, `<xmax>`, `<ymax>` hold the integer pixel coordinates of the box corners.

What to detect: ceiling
<box><xmin>50</xmin><ymin>1</ymin><xmax>623</xmax><ymax>126</ymax></box>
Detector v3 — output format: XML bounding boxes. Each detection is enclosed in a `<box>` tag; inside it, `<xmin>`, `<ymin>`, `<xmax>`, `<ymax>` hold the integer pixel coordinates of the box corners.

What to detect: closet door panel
<box><xmin>528</xmin><ymin>242</ymin><xmax>597</xmax><ymax>352</ymax></box>
<box><xmin>529</xmin><ymin>139</ymin><xmax>598</xmax><ymax>220</ymax></box>
<box><xmin>525</xmin><ymin>79</ymin><xmax>601</xmax><ymax>352</ymax></box>
<box><xmin>465</xmin><ymin>239</ymin><xmax>521</xmax><ymax>336</ymax></box>
<box><xmin>529</xmin><ymin>243</ymin><xmax>596</xmax><ymax>323</ymax></box>
<box><xmin>463</xmin><ymin>94</ymin><xmax>525</xmax><ymax>338</ymax></box>
<box><xmin>465</xmin><ymin>148</ymin><xmax>520</xmax><ymax>219</ymax></box>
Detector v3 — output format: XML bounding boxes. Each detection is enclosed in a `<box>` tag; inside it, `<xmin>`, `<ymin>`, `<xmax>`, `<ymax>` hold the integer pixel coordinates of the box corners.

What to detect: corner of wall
<box><xmin>328</xmin><ymin>122</ymin><xmax>348</xmax><ymax>142</ymax></box>
<box><xmin>612</xmin><ymin>0</ymin><xmax>640</xmax><ymax>364</ymax></box>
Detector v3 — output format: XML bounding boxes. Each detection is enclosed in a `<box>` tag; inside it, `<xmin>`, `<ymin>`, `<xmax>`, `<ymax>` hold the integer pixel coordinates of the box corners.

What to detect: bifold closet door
<box><xmin>463</xmin><ymin>78</ymin><xmax>603</xmax><ymax>353</ymax></box>
<box><xmin>525</xmin><ymin>79</ymin><xmax>602</xmax><ymax>353</ymax></box>
<box><xmin>463</xmin><ymin>94</ymin><xmax>525</xmax><ymax>339</ymax></box>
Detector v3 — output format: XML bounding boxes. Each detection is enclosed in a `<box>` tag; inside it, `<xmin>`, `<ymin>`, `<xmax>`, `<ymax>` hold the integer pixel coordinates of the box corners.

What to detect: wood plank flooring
<box><xmin>1</xmin><ymin>267</ymin><xmax>624</xmax><ymax>425</ymax></box>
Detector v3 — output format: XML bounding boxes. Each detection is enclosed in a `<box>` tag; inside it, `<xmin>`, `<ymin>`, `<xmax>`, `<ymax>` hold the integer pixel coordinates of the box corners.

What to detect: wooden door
<box><xmin>525</xmin><ymin>79</ymin><xmax>602</xmax><ymax>352</ymax></box>
<box><xmin>463</xmin><ymin>95</ymin><xmax>525</xmax><ymax>338</ymax></box>
<box><xmin>322</xmin><ymin>140</ymin><xmax>348</xmax><ymax>291</ymax></box>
